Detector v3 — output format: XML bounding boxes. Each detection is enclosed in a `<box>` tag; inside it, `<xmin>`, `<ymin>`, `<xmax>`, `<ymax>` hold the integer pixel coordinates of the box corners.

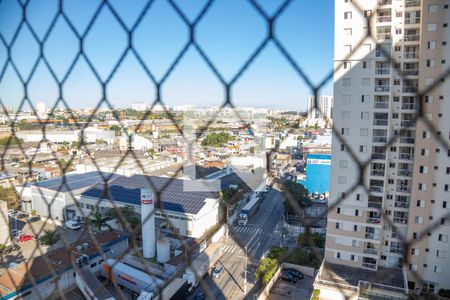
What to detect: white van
<box><xmin>65</xmin><ymin>220</ymin><xmax>81</xmax><ymax>230</ymax></box>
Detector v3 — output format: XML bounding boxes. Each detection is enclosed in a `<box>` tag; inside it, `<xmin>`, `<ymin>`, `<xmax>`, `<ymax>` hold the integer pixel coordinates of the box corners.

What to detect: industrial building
<box><xmin>71</xmin><ymin>174</ymin><xmax>222</xmax><ymax>239</ymax></box>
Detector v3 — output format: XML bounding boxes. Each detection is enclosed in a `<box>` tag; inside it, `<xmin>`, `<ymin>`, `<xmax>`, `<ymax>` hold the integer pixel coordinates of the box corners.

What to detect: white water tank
<box><xmin>156</xmin><ymin>239</ymin><xmax>170</xmax><ymax>263</ymax></box>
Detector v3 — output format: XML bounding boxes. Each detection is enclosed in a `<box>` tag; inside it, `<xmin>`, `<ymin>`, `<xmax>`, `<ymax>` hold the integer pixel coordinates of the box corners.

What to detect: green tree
<box><xmin>39</xmin><ymin>229</ymin><xmax>60</xmax><ymax>252</ymax></box>
<box><xmin>109</xmin><ymin>125</ymin><xmax>121</xmax><ymax>135</ymax></box>
<box><xmin>31</xmin><ymin>209</ymin><xmax>37</xmax><ymax>217</ymax></box>
<box><xmin>106</xmin><ymin>206</ymin><xmax>140</xmax><ymax>231</ymax></box>
<box><xmin>0</xmin><ymin>187</ymin><xmax>19</xmax><ymax>209</ymax></box>
<box><xmin>0</xmin><ymin>243</ymin><xmax>6</xmax><ymax>255</ymax></box>
<box><xmin>89</xmin><ymin>210</ymin><xmax>111</xmax><ymax>233</ymax></box>
<box><xmin>220</xmin><ymin>188</ymin><xmax>240</xmax><ymax>206</ymax></box>
<box><xmin>255</xmin><ymin>257</ymin><xmax>278</xmax><ymax>285</ymax></box>
<box><xmin>201</xmin><ymin>132</ymin><xmax>234</xmax><ymax>147</ymax></box>
<box><xmin>283</xmin><ymin>181</ymin><xmax>310</xmax><ymax>215</ymax></box>
<box><xmin>0</xmin><ymin>136</ymin><xmax>23</xmax><ymax>146</ymax></box>
<box><xmin>297</xmin><ymin>232</ymin><xmax>326</xmax><ymax>248</ymax></box>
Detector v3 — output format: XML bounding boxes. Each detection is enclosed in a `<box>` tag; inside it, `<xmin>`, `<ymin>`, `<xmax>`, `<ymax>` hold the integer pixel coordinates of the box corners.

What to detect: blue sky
<box><xmin>0</xmin><ymin>0</ymin><xmax>334</xmax><ymax>111</ymax></box>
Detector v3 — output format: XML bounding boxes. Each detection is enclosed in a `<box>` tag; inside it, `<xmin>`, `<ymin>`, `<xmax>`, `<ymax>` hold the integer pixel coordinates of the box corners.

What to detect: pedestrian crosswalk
<box><xmin>223</xmin><ymin>244</ymin><xmax>238</xmax><ymax>253</ymax></box>
<box><xmin>232</xmin><ymin>226</ymin><xmax>261</xmax><ymax>235</ymax></box>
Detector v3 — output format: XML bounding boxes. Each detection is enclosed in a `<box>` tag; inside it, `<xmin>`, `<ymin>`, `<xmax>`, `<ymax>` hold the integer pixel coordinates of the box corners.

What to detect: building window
<box><xmin>338</xmin><ymin>176</ymin><xmax>347</xmax><ymax>184</ymax></box>
<box><xmin>356</xmin><ymin>194</ymin><xmax>361</xmax><ymax>201</ymax></box>
<box><xmin>344</xmin><ymin>28</ymin><xmax>352</xmax><ymax>36</ymax></box>
<box><xmin>362</xmin><ymin>78</ymin><xmax>370</xmax><ymax>86</ymax></box>
<box><xmin>361</xmin><ymin>112</ymin><xmax>369</xmax><ymax>120</ymax></box>
<box><xmin>343</xmin><ymin>61</ymin><xmax>350</xmax><ymax>69</ymax></box>
<box><xmin>339</xmin><ymin>160</ymin><xmax>348</xmax><ymax>168</ymax></box>
<box><xmin>341</xmin><ymin>144</ymin><xmax>345</xmax><ymax>151</ymax></box>
<box><xmin>427</xmin><ymin>41</ymin><xmax>436</xmax><ymax>49</ymax></box>
<box><xmin>428</xmin><ymin>4</ymin><xmax>438</xmax><ymax>13</ymax></box>
<box><xmin>343</xmin><ymin>78</ymin><xmax>351</xmax><ymax>86</ymax></box>
<box><xmin>360</xmin><ymin>128</ymin><xmax>368</xmax><ymax>136</ymax></box>
<box><xmin>426</xmin><ymin>59</ymin><xmax>435</xmax><ymax>67</ymax></box>
<box><xmin>344</xmin><ymin>11</ymin><xmax>352</xmax><ymax>19</ymax></box>
<box><xmin>359</xmin><ymin>145</ymin><xmax>367</xmax><ymax>153</ymax></box>
<box><xmin>438</xmin><ymin>234</ymin><xmax>448</xmax><ymax>242</ymax></box>
<box><xmin>434</xmin><ymin>266</ymin><xmax>443</xmax><ymax>274</ymax></box>
<box><xmin>341</xmin><ymin>128</ymin><xmax>349</xmax><ymax>135</ymax></box>
<box><xmin>428</xmin><ymin>23</ymin><xmax>437</xmax><ymax>32</ymax></box>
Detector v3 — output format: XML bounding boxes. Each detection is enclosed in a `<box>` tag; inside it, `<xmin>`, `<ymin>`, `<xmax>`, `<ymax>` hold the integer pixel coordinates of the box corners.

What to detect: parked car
<box><xmin>16</xmin><ymin>213</ymin><xmax>29</xmax><ymax>219</ymax></box>
<box><xmin>17</xmin><ymin>234</ymin><xmax>34</xmax><ymax>242</ymax></box>
<box><xmin>280</xmin><ymin>271</ymin><xmax>297</xmax><ymax>283</ymax></box>
<box><xmin>65</xmin><ymin>220</ymin><xmax>81</xmax><ymax>230</ymax></box>
<box><xmin>10</xmin><ymin>229</ymin><xmax>22</xmax><ymax>237</ymax></box>
<box><xmin>192</xmin><ymin>292</ymin><xmax>206</xmax><ymax>300</ymax></box>
<box><xmin>211</xmin><ymin>264</ymin><xmax>224</xmax><ymax>278</ymax></box>
<box><xmin>283</xmin><ymin>268</ymin><xmax>304</xmax><ymax>279</ymax></box>
<box><xmin>27</xmin><ymin>216</ymin><xmax>41</xmax><ymax>223</ymax></box>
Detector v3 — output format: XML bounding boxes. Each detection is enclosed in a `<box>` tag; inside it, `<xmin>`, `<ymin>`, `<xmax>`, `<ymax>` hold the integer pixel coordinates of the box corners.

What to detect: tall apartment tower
<box><xmin>306</xmin><ymin>95</ymin><xmax>334</xmax><ymax>128</ymax></box>
<box><xmin>315</xmin><ymin>0</ymin><xmax>450</xmax><ymax>298</ymax></box>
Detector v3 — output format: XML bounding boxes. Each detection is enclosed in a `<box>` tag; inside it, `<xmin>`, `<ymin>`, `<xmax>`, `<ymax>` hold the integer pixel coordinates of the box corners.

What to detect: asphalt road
<box><xmin>190</xmin><ymin>188</ymin><xmax>285</xmax><ymax>300</ymax></box>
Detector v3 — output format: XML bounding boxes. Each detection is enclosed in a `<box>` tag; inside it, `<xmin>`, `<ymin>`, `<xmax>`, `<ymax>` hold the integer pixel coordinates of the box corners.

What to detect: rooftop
<box><xmin>31</xmin><ymin>171</ymin><xmax>119</xmax><ymax>192</ymax></box>
<box><xmin>82</xmin><ymin>174</ymin><xmax>220</xmax><ymax>214</ymax></box>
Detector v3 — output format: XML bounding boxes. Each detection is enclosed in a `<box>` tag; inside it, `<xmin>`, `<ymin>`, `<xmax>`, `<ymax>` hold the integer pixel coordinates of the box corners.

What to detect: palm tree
<box><xmin>39</xmin><ymin>229</ymin><xmax>60</xmax><ymax>252</ymax></box>
<box><xmin>89</xmin><ymin>210</ymin><xmax>111</xmax><ymax>233</ymax></box>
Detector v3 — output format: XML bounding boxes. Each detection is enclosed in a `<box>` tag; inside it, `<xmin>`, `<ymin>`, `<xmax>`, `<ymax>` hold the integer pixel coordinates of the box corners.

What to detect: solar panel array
<box><xmin>82</xmin><ymin>174</ymin><xmax>219</xmax><ymax>214</ymax></box>
<box><xmin>32</xmin><ymin>171</ymin><xmax>118</xmax><ymax>192</ymax></box>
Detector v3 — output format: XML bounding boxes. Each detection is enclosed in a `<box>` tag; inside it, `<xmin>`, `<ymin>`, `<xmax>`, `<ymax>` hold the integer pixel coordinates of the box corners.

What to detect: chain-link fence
<box><xmin>1</xmin><ymin>0</ymin><xmax>450</xmax><ymax>299</ymax></box>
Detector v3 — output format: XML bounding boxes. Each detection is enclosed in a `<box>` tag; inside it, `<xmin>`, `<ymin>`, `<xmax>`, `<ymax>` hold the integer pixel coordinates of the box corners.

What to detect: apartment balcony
<box><xmin>403</xmin><ymin>86</ymin><xmax>418</xmax><ymax>93</ymax></box>
<box><xmin>401</xmin><ymin>103</ymin><xmax>416</xmax><ymax>110</ymax></box>
<box><xmin>362</xmin><ymin>262</ymin><xmax>377</xmax><ymax>270</ymax></box>
<box><xmin>374</xmin><ymin>102</ymin><xmax>389</xmax><ymax>109</ymax></box>
<box><xmin>399</xmin><ymin>137</ymin><xmax>415</xmax><ymax>144</ymax></box>
<box><xmin>372</xmin><ymin>136</ymin><xmax>387</xmax><ymax>143</ymax></box>
<box><xmin>376</xmin><ymin>16</ymin><xmax>392</xmax><ymax>23</ymax></box>
<box><xmin>370</xmin><ymin>170</ymin><xmax>385</xmax><ymax>177</ymax></box>
<box><xmin>400</xmin><ymin>120</ymin><xmax>414</xmax><ymax>127</ymax></box>
<box><xmin>377</xmin><ymin>33</ymin><xmax>392</xmax><ymax>41</ymax></box>
<box><xmin>404</xmin><ymin>52</ymin><xmax>419</xmax><ymax>59</ymax></box>
<box><xmin>364</xmin><ymin>248</ymin><xmax>378</xmax><ymax>255</ymax></box>
<box><xmin>373</xmin><ymin>119</ymin><xmax>388</xmax><ymax>126</ymax></box>
<box><xmin>367</xmin><ymin>217</ymin><xmax>381</xmax><ymax>224</ymax></box>
<box><xmin>399</xmin><ymin>153</ymin><xmax>414</xmax><ymax>160</ymax></box>
<box><xmin>393</xmin><ymin>217</ymin><xmax>408</xmax><ymax>224</ymax></box>
<box><xmin>403</xmin><ymin>69</ymin><xmax>419</xmax><ymax>76</ymax></box>
<box><xmin>369</xmin><ymin>186</ymin><xmax>384</xmax><ymax>193</ymax></box>
<box><xmin>398</xmin><ymin>169</ymin><xmax>412</xmax><ymax>177</ymax></box>
<box><xmin>375</xmin><ymin>85</ymin><xmax>390</xmax><ymax>92</ymax></box>
<box><xmin>372</xmin><ymin>153</ymin><xmax>386</xmax><ymax>160</ymax></box>
<box><xmin>368</xmin><ymin>201</ymin><xmax>382</xmax><ymax>209</ymax></box>
<box><xmin>375</xmin><ymin>50</ymin><xmax>388</xmax><ymax>58</ymax></box>
<box><xmin>396</xmin><ymin>186</ymin><xmax>411</xmax><ymax>193</ymax></box>
<box><xmin>395</xmin><ymin>201</ymin><xmax>410</xmax><ymax>208</ymax></box>
<box><xmin>404</xmin><ymin>34</ymin><xmax>420</xmax><ymax>42</ymax></box>
<box><xmin>365</xmin><ymin>233</ymin><xmax>380</xmax><ymax>240</ymax></box>
<box><xmin>405</xmin><ymin>0</ymin><xmax>420</xmax><ymax>8</ymax></box>
<box><xmin>390</xmin><ymin>247</ymin><xmax>404</xmax><ymax>254</ymax></box>
<box><xmin>378</xmin><ymin>0</ymin><xmax>392</xmax><ymax>5</ymax></box>
<box><xmin>375</xmin><ymin>68</ymin><xmax>390</xmax><ymax>75</ymax></box>
<box><xmin>405</xmin><ymin>17</ymin><xmax>420</xmax><ymax>25</ymax></box>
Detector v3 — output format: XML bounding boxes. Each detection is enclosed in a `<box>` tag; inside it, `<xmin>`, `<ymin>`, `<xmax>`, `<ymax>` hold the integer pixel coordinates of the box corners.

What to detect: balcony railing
<box><xmin>374</xmin><ymin>102</ymin><xmax>389</xmax><ymax>109</ymax></box>
<box><xmin>375</xmin><ymin>85</ymin><xmax>390</xmax><ymax>92</ymax></box>
<box><xmin>396</xmin><ymin>186</ymin><xmax>411</xmax><ymax>193</ymax></box>
<box><xmin>371</xmin><ymin>170</ymin><xmax>385</xmax><ymax>177</ymax></box>
<box><xmin>404</xmin><ymin>34</ymin><xmax>420</xmax><ymax>41</ymax></box>
<box><xmin>369</xmin><ymin>186</ymin><xmax>384</xmax><ymax>193</ymax></box>
<box><xmin>375</xmin><ymin>50</ymin><xmax>388</xmax><ymax>57</ymax></box>
<box><xmin>378</xmin><ymin>0</ymin><xmax>392</xmax><ymax>5</ymax></box>
<box><xmin>372</xmin><ymin>153</ymin><xmax>386</xmax><ymax>160</ymax></box>
<box><xmin>398</xmin><ymin>170</ymin><xmax>412</xmax><ymax>177</ymax></box>
<box><xmin>404</xmin><ymin>52</ymin><xmax>419</xmax><ymax>59</ymax></box>
<box><xmin>403</xmin><ymin>69</ymin><xmax>419</xmax><ymax>76</ymax></box>
<box><xmin>364</xmin><ymin>248</ymin><xmax>378</xmax><ymax>255</ymax></box>
<box><xmin>368</xmin><ymin>201</ymin><xmax>382</xmax><ymax>209</ymax></box>
<box><xmin>375</xmin><ymin>68</ymin><xmax>390</xmax><ymax>75</ymax></box>
<box><xmin>401</xmin><ymin>103</ymin><xmax>416</xmax><ymax>109</ymax></box>
<box><xmin>390</xmin><ymin>248</ymin><xmax>404</xmax><ymax>254</ymax></box>
<box><xmin>399</xmin><ymin>137</ymin><xmax>415</xmax><ymax>144</ymax></box>
<box><xmin>405</xmin><ymin>17</ymin><xmax>420</xmax><ymax>24</ymax></box>
<box><xmin>365</xmin><ymin>233</ymin><xmax>380</xmax><ymax>240</ymax></box>
<box><xmin>367</xmin><ymin>217</ymin><xmax>381</xmax><ymax>224</ymax></box>
<box><xmin>362</xmin><ymin>262</ymin><xmax>377</xmax><ymax>270</ymax></box>
<box><xmin>395</xmin><ymin>201</ymin><xmax>410</xmax><ymax>208</ymax></box>
<box><xmin>372</xmin><ymin>137</ymin><xmax>387</xmax><ymax>143</ymax></box>
<box><xmin>377</xmin><ymin>16</ymin><xmax>392</xmax><ymax>23</ymax></box>
<box><xmin>377</xmin><ymin>33</ymin><xmax>392</xmax><ymax>40</ymax></box>
<box><xmin>403</xmin><ymin>86</ymin><xmax>418</xmax><ymax>93</ymax></box>
<box><xmin>373</xmin><ymin>119</ymin><xmax>388</xmax><ymax>126</ymax></box>
<box><xmin>399</xmin><ymin>153</ymin><xmax>414</xmax><ymax>160</ymax></box>
<box><xmin>401</xmin><ymin>120</ymin><xmax>414</xmax><ymax>127</ymax></box>
<box><xmin>405</xmin><ymin>0</ymin><xmax>420</xmax><ymax>8</ymax></box>
<box><xmin>393</xmin><ymin>217</ymin><xmax>408</xmax><ymax>224</ymax></box>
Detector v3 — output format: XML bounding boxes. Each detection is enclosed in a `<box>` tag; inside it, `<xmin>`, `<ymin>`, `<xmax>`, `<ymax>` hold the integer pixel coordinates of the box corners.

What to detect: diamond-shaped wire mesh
<box><xmin>0</xmin><ymin>0</ymin><xmax>449</xmax><ymax>299</ymax></box>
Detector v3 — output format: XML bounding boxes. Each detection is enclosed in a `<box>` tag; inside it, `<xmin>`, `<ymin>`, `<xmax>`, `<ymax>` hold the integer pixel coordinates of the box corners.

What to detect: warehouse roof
<box><xmin>31</xmin><ymin>171</ymin><xmax>119</xmax><ymax>192</ymax></box>
<box><xmin>82</xmin><ymin>174</ymin><xmax>220</xmax><ymax>215</ymax></box>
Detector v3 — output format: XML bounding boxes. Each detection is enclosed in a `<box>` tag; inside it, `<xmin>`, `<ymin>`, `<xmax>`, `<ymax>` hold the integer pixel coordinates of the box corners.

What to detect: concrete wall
<box><xmin>0</xmin><ymin>200</ymin><xmax>11</xmax><ymax>245</ymax></box>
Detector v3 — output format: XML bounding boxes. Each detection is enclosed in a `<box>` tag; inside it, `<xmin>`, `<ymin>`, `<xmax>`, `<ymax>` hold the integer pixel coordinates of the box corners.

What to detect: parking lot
<box><xmin>269</xmin><ymin>275</ymin><xmax>314</xmax><ymax>300</ymax></box>
<box><xmin>2</xmin><ymin>213</ymin><xmax>89</xmax><ymax>268</ymax></box>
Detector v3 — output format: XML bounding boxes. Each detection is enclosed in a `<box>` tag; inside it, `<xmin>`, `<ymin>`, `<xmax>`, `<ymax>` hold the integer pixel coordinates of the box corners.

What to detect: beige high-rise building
<box><xmin>314</xmin><ymin>0</ymin><xmax>450</xmax><ymax>299</ymax></box>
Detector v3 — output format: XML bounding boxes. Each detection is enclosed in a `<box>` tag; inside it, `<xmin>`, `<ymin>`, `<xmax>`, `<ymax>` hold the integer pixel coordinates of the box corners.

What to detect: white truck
<box><xmin>238</xmin><ymin>194</ymin><xmax>261</xmax><ymax>226</ymax></box>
